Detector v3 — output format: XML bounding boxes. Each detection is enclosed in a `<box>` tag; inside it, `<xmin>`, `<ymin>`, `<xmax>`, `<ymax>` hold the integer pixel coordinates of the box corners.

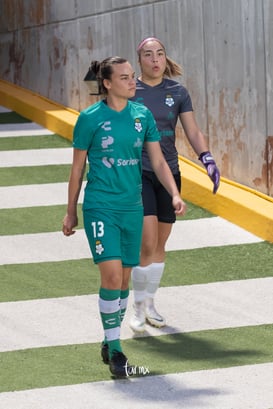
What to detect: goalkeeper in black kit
<box><xmin>129</xmin><ymin>36</ymin><xmax>220</xmax><ymax>333</ymax></box>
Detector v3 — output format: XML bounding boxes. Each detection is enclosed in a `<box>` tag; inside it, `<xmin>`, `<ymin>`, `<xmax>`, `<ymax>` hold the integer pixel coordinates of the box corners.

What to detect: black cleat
<box><xmin>101</xmin><ymin>342</ymin><xmax>109</xmax><ymax>364</ymax></box>
<box><xmin>109</xmin><ymin>350</ymin><xmax>132</xmax><ymax>378</ymax></box>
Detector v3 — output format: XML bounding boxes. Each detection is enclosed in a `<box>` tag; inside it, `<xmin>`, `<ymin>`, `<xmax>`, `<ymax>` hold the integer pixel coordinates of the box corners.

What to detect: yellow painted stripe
<box><xmin>0</xmin><ymin>79</ymin><xmax>78</xmax><ymax>140</ymax></box>
<box><xmin>1</xmin><ymin>79</ymin><xmax>272</xmax><ymax>243</ymax></box>
<box><xmin>180</xmin><ymin>157</ymin><xmax>273</xmax><ymax>242</ymax></box>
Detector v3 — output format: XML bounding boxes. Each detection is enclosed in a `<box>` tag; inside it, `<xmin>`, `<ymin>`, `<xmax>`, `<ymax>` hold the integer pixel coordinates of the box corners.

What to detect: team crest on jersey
<box><xmin>95</xmin><ymin>240</ymin><xmax>104</xmax><ymax>255</ymax></box>
<box><xmin>165</xmin><ymin>94</ymin><xmax>174</xmax><ymax>107</ymax></box>
<box><xmin>134</xmin><ymin>118</ymin><xmax>142</xmax><ymax>132</ymax></box>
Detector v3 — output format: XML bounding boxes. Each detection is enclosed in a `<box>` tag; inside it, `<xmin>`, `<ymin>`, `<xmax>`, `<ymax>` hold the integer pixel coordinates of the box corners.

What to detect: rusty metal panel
<box><xmin>45</xmin><ymin>0</ymin><xmax>79</xmax><ymax>22</ymax></box>
<box><xmin>0</xmin><ymin>0</ymin><xmax>24</xmax><ymax>32</ymax></box>
<box><xmin>37</xmin><ymin>22</ymin><xmax>80</xmax><ymax>109</ymax></box>
<box><xmin>111</xmin><ymin>4</ymin><xmax>154</xmax><ymax>71</ymax></box>
<box><xmin>76</xmin><ymin>0</ymin><xmax>154</xmax><ymax>17</ymax></box>
<box><xmin>78</xmin><ymin>13</ymin><xmax>114</xmax><ymax>110</ymax></box>
<box><xmin>110</xmin><ymin>0</ymin><xmax>155</xmax><ymax>9</ymax></box>
<box><xmin>0</xmin><ymin>33</ymin><xmax>16</xmax><ymax>80</ymax></box>
<box><xmin>264</xmin><ymin>0</ymin><xmax>273</xmax><ymax>195</ymax></box>
<box><xmin>203</xmin><ymin>0</ymin><xmax>267</xmax><ymax>193</ymax></box>
<box><xmin>0</xmin><ymin>0</ymin><xmax>49</xmax><ymax>30</ymax></box>
<box><xmin>264</xmin><ymin>0</ymin><xmax>273</xmax><ymax>135</ymax></box>
<box><xmin>76</xmin><ymin>0</ymin><xmax>114</xmax><ymax>16</ymax></box>
<box><xmin>23</xmin><ymin>0</ymin><xmax>48</xmax><ymax>27</ymax></box>
<box><xmin>153</xmin><ymin>0</ymin><xmax>208</xmax><ymax>164</ymax></box>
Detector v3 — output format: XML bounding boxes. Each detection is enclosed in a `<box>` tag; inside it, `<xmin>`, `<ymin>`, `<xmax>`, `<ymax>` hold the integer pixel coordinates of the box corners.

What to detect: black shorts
<box><xmin>142</xmin><ymin>170</ymin><xmax>181</xmax><ymax>223</ymax></box>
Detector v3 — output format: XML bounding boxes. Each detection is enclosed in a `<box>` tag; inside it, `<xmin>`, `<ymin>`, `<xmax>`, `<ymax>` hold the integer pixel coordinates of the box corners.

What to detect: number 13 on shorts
<box><xmin>91</xmin><ymin>221</ymin><xmax>105</xmax><ymax>238</ymax></box>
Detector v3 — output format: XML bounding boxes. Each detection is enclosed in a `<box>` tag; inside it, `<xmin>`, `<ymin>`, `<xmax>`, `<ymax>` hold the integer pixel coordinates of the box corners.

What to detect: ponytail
<box><xmin>165</xmin><ymin>56</ymin><xmax>183</xmax><ymax>78</ymax></box>
<box><xmin>87</xmin><ymin>56</ymin><xmax>128</xmax><ymax>94</ymax></box>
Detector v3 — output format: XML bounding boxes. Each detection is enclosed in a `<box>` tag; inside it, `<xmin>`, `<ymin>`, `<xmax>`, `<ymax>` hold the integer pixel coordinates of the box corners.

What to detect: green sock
<box><xmin>120</xmin><ymin>288</ymin><xmax>129</xmax><ymax>324</ymax></box>
<box><xmin>99</xmin><ymin>287</ymin><xmax>121</xmax><ymax>358</ymax></box>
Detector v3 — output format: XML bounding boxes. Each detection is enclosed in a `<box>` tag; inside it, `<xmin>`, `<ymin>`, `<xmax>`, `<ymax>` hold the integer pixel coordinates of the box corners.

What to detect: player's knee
<box><xmin>141</xmin><ymin>241</ymin><xmax>157</xmax><ymax>259</ymax></box>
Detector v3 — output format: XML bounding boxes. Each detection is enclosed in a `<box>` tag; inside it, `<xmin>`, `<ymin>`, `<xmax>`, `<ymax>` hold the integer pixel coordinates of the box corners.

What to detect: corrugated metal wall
<box><xmin>0</xmin><ymin>0</ymin><xmax>272</xmax><ymax>195</ymax></box>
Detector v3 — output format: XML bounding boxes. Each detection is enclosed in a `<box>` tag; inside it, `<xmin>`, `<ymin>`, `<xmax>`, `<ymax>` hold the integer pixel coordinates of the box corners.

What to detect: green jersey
<box><xmin>73</xmin><ymin>100</ymin><xmax>160</xmax><ymax>210</ymax></box>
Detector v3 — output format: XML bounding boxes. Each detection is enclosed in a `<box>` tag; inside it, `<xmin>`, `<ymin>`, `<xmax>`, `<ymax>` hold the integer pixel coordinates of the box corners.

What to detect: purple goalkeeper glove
<box><xmin>199</xmin><ymin>151</ymin><xmax>220</xmax><ymax>194</ymax></box>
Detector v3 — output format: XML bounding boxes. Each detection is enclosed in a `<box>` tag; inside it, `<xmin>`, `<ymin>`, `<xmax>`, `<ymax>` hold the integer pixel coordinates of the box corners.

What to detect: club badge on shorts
<box><xmin>95</xmin><ymin>240</ymin><xmax>104</xmax><ymax>255</ymax></box>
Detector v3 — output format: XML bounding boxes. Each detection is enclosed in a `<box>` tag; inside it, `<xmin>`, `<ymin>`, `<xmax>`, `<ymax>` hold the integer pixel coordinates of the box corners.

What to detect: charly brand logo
<box><xmin>101</xmin><ymin>121</ymin><xmax>111</xmax><ymax>131</ymax></box>
<box><xmin>125</xmin><ymin>360</ymin><xmax>150</xmax><ymax>377</ymax></box>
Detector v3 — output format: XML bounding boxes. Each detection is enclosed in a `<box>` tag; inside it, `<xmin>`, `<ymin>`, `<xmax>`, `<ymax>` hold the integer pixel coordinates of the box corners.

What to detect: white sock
<box><xmin>131</xmin><ymin>265</ymin><xmax>150</xmax><ymax>303</ymax></box>
<box><xmin>146</xmin><ymin>262</ymin><xmax>165</xmax><ymax>298</ymax></box>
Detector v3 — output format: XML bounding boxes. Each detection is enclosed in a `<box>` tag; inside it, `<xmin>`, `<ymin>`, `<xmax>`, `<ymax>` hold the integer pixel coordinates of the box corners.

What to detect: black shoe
<box><xmin>101</xmin><ymin>342</ymin><xmax>109</xmax><ymax>364</ymax></box>
<box><xmin>109</xmin><ymin>350</ymin><xmax>132</xmax><ymax>377</ymax></box>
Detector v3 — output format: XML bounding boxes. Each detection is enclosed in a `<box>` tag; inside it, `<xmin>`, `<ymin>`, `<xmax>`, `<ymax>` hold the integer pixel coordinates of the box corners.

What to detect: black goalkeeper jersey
<box><xmin>131</xmin><ymin>78</ymin><xmax>193</xmax><ymax>173</ymax></box>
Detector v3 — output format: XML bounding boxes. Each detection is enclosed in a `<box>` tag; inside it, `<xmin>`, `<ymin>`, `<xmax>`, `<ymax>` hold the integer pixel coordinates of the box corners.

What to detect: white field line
<box><xmin>0</xmin><ymin>123</ymin><xmax>54</xmax><ymax>137</ymax></box>
<box><xmin>0</xmin><ymin>363</ymin><xmax>272</xmax><ymax>409</ymax></box>
<box><xmin>0</xmin><ymin>182</ymin><xmax>84</xmax><ymax>209</ymax></box>
<box><xmin>0</xmin><ymin>217</ymin><xmax>262</xmax><ymax>265</ymax></box>
<box><xmin>0</xmin><ymin>106</ymin><xmax>11</xmax><ymax>113</ymax></box>
<box><xmin>0</xmin><ymin>278</ymin><xmax>272</xmax><ymax>352</ymax></box>
<box><xmin>0</xmin><ymin>148</ymin><xmax>72</xmax><ymax>167</ymax></box>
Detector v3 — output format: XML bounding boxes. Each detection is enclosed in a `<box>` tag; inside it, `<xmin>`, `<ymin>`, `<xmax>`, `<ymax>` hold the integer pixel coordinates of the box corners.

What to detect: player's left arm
<box><xmin>179</xmin><ymin>111</ymin><xmax>220</xmax><ymax>194</ymax></box>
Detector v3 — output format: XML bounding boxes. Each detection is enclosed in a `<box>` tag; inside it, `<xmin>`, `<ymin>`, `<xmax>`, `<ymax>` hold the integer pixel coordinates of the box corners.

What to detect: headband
<box><xmin>137</xmin><ymin>37</ymin><xmax>165</xmax><ymax>54</ymax></box>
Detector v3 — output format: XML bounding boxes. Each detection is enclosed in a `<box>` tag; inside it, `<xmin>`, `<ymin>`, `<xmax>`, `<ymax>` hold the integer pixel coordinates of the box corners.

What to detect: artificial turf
<box><xmin>0</xmin><ymin>324</ymin><xmax>272</xmax><ymax>392</ymax></box>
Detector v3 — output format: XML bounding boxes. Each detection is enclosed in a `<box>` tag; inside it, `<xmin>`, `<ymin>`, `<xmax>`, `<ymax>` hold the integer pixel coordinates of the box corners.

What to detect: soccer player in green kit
<box><xmin>62</xmin><ymin>56</ymin><xmax>187</xmax><ymax>378</ymax></box>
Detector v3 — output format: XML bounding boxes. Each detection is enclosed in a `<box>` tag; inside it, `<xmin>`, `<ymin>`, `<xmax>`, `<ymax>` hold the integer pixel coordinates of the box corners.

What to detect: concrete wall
<box><xmin>0</xmin><ymin>0</ymin><xmax>272</xmax><ymax>196</ymax></box>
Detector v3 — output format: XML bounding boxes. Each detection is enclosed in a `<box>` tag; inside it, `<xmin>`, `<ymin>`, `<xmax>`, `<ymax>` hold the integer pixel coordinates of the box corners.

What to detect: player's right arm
<box><xmin>63</xmin><ymin>148</ymin><xmax>87</xmax><ymax>236</ymax></box>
